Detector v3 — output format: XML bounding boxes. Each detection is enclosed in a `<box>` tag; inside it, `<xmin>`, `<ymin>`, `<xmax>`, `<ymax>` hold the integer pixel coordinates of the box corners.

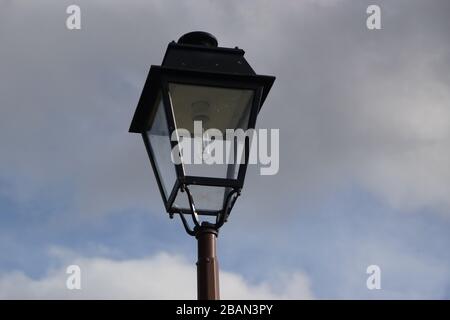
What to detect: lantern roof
<box><xmin>129</xmin><ymin>32</ymin><xmax>275</xmax><ymax>133</ymax></box>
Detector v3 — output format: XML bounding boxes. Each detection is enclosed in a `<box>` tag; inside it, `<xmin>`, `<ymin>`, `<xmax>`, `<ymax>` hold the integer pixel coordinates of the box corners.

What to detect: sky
<box><xmin>0</xmin><ymin>0</ymin><xmax>450</xmax><ymax>299</ymax></box>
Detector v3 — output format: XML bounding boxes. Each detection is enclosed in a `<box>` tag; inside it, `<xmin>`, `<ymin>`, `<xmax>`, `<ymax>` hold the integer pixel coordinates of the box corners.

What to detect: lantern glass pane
<box><xmin>146</xmin><ymin>95</ymin><xmax>177</xmax><ymax>199</ymax></box>
<box><xmin>168</xmin><ymin>83</ymin><xmax>254</xmax><ymax>180</ymax></box>
<box><xmin>172</xmin><ymin>185</ymin><xmax>233</xmax><ymax>213</ymax></box>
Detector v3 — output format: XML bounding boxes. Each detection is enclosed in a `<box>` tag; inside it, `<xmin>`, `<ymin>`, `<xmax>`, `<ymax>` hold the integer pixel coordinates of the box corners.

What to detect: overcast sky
<box><xmin>1</xmin><ymin>0</ymin><xmax>450</xmax><ymax>299</ymax></box>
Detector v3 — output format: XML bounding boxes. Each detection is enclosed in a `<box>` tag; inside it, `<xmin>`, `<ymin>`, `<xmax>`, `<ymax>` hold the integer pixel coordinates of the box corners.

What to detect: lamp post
<box><xmin>129</xmin><ymin>31</ymin><xmax>275</xmax><ymax>300</ymax></box>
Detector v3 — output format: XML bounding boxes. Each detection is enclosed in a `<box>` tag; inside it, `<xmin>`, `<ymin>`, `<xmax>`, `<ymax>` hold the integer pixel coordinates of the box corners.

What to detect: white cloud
<box><xmin>0</xmin><ymin>251</ymin><xmax>313</xmax><ymax>299</ymax></box>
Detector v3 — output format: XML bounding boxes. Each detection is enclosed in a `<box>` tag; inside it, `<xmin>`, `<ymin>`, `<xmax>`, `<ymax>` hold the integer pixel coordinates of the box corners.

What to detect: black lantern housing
<box><xmin>129</xmin><ymin>32</ymin><xmax>275</xmax><ymax>222</ymax></box>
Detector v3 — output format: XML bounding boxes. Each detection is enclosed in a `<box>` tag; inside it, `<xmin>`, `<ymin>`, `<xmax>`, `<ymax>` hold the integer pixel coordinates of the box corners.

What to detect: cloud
<box><xmin>1</xmin><ymin>0</ymin><xmax>450</xmax><ymax>300</ymax></box>
<box><xmin>1</xmin><ymin>0</ymin><xmax>449</xmax><ymax>220</ymax></box>
<box><xmin>233</xmin><ymin>0</ymin><xmax>450</xmax><ymax>218</ymax></box>
<box><xmin>0</xmin><ymin>251</ymin><xmax>313</xmax><ymax>299</ymax></box>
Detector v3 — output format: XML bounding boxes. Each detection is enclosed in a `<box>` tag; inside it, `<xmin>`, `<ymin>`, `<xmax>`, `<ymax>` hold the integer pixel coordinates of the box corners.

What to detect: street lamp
<box><xmin>129</xmin><ymin>31</ymin><xmax>275</xmax><ymax>300</ymax></box>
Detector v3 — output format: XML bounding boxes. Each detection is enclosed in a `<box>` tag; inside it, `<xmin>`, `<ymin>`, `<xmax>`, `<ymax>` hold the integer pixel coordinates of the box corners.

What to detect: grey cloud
<box><xmin>1</xmin><ymin>0</ymin><xmax>449</xmax><ymax>218</ymax></box>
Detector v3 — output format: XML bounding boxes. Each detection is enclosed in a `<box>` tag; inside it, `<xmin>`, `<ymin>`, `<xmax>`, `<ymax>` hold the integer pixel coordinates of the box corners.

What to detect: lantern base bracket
<box><xmin>177</xmin><ymin>185</ymin><xmax>240</xmax><ymax>237</ymax></box>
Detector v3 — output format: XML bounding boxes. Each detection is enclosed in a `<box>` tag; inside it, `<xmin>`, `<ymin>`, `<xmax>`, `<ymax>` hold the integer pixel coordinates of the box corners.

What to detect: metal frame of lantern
<box><xmin>129</xmin><ymin>32</ymin><xmax>275</xmax><ymax>235</ymax></box>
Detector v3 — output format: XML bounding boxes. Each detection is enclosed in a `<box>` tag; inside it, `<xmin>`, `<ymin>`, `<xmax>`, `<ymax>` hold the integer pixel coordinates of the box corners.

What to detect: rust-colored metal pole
<box><xmin>196</xmin><ymin>223</ymin><xmax>219</xmax><ymax>300</ymax></box>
